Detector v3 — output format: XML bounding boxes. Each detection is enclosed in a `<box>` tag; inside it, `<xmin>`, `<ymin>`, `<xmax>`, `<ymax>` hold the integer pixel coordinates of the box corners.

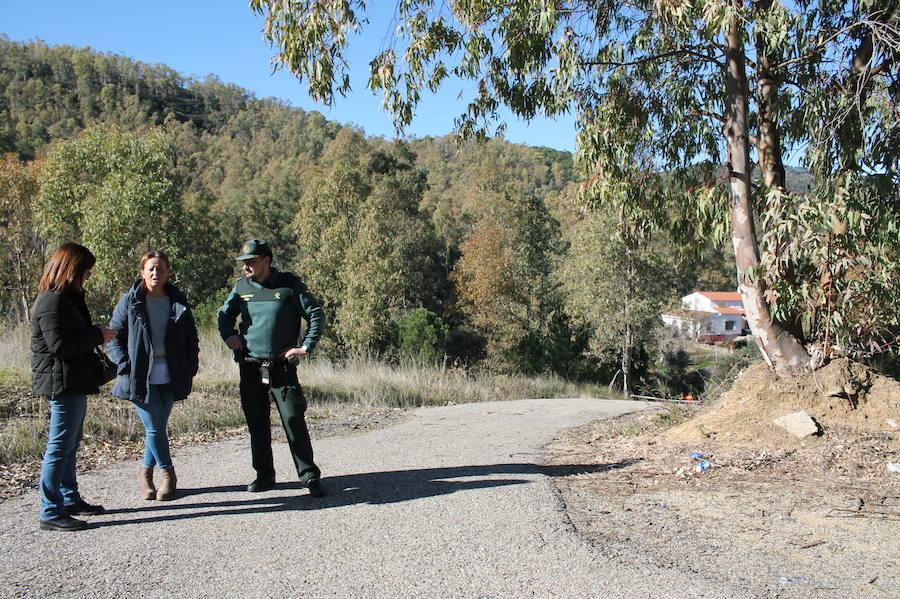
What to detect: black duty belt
<box><xmin>240</xmin><ymin>355</ymin><xmax>299</xmax><ymax>385</ymax></box>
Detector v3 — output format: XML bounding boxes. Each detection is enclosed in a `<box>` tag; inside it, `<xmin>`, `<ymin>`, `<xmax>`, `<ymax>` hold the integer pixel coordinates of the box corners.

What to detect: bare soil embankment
<box><xmin>545</xmin><ymin>359</ymin><xmax>900</xmax><ymax>598</ymax></box>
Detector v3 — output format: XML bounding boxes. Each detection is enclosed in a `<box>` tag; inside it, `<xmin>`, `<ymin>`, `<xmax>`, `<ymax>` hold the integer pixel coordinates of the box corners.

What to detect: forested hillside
<box><xmin>1</xmin><ymin>37</ymin><xmax>741</xmax><ymax>388</ymax></box>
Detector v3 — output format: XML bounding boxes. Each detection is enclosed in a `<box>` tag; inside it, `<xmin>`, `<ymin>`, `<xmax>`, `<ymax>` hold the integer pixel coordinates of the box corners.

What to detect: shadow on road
<box><xmin>91</xmin><ymin>460</ymin><xmax>639</xmax><ymax>528</ymax></box>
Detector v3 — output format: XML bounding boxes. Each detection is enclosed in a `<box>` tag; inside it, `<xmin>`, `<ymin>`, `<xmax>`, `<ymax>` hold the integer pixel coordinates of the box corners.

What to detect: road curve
<box><xmin>0</xmin><ymin>398</ymin><xmax>751</xmax><ymax>598</ymax></box>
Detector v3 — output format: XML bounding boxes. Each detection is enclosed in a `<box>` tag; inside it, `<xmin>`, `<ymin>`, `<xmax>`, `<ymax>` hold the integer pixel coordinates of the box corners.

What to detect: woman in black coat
<box><xmin>107</xmin><ymin>250</ymin><xmax>199</xmax><ymax>501</ymax></box>
<box><xmin>31</xmin><ymin>243</ymin><xmax>118</xmax><ymax>531</ymax></box>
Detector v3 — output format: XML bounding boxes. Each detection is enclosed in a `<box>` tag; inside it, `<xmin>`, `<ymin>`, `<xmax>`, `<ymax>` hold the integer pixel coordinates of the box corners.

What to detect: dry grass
<box><xmin>0</xmin><ymin>323</ymin><xmax>30</xmax><ymax>375</ymax></box>
<box><xmin>0</xmin><ymin>324</ymin><xmax>610</xmax><ymax>468</ymax></box>
<box><xmin>197</xmin><ymin>331</ymin><xmax>240</xmax><ymax>382</ymax></box>
<box><xmin>298</xmin><ymin>353</ymin><xmax>599</xmax><ymax>417</ymax></box>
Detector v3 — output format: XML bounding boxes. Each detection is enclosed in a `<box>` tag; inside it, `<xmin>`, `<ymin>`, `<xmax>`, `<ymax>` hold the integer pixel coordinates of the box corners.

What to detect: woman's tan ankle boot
<box><xmin>157</xmin><ymin>467</ymin><xmax>177</xmax><ymax>501</ymax></box>
<box><xmin>139</xmin><ymin>466</ymin><xmax>156</xmax><ymax>500</ymax></box>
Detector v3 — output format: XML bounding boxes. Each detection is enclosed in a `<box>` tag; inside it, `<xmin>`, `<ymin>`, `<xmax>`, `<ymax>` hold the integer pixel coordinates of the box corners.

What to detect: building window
<box><xmin>725</xmin><ymin>320</ymin><xmax>735</xmax><ymax>331</ymax></box>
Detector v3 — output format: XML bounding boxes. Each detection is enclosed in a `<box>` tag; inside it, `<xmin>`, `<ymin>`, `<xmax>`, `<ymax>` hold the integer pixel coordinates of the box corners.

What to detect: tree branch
<box><xmin>689</xmin><ymin>109</ymin><xmax>726</xmax><ymax>123</ymax></box>
<box><xmin>869</xmin><ymin>57</ymin><xmax>894</xmax><ymax>77</ymax></box>
<box><xmin>773</xmin><ymin>17</ymin><xmax>899</xmax><ymax>73</ymax></box>
<box><xmin>581</xmin><ymin>46</ymin><xmax>722</xmax><ymax>69</ymax></box>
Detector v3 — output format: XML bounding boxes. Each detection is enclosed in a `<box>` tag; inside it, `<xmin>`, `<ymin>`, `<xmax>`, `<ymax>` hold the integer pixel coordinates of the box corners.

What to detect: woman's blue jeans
<box><xmin>39</xmin><ymin>393</ymin><xmax>87</xmax><ymax>520</ymax></box>
<box><xmin>132</xmin><ymin>384</ymin><xmax>176</xmax><ymax>470</ymax></box>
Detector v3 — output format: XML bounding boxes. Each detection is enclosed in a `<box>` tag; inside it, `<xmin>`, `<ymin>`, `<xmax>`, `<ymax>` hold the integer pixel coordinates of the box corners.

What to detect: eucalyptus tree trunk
<box><xmin>13</xmin><ymin>247</ymin><xmax>33</xmax><ymax>321</ymax></box>
<box><xmin>753</xmin><ymin>0</ymin><xmax>805</xmax><ymax>342</ymax></box>
<box><xmin>620</xmin><ymin>212</ymin><xmax>635</xmax><ymax>397</ymax></box>
<box><xmin>621</xmin><ymin>324</ymin><xmax>631</xmax><ymax>397</ymax></box>
<box><xmin>723</xmin><ymin>5</ymin><xmax>810</xmax><ymax>374</ymax></box>
<box><xmin>754</xmin><ymin>0</ymin><xmax>787</xmax><ymax>192</ymax></box>
<box><xmin>19</xmin><ymin>288</ymin><xmax>30</xmax><ymax>322</ymax></box>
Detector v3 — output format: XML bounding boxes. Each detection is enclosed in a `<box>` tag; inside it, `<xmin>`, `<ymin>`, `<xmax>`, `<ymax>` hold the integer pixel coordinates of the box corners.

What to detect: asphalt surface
<box><xmin>0</xmin><ymin>398</ymin><xmax>754</xmax><ymax>598</ymax></box>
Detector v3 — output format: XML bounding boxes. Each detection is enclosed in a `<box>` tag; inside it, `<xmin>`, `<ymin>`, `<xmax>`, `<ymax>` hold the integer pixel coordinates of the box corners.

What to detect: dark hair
<box><xmin>37</xmin><ymin>242</ymin><xmax>96</xmax><ymax>293</ymax></box>
<box><xmin>139</xmin><ymin>250</ymin><xmax>171</xmax><ymax>291</ymax></box>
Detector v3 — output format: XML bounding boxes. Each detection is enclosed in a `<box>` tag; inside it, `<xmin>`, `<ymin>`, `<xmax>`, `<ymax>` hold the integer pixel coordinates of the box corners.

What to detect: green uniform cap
<box><xmin>236</xmin><ymin>239</ymin><xmax>272</xmax><ymax>260</ymax></box>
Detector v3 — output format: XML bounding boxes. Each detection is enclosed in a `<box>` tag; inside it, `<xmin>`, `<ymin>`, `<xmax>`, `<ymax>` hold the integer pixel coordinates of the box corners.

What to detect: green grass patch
<box><xmin>0</xmin><ymin>371</ymin><xmax>29</xmax><ymax>385</ymax></box>
<box><xmin>0</xmin><ymin>417</ymin><xmax>48</xmax><ymax>463</ymax></box>
<box><xmin>620</xmin><ymin>420</ymin><xmax>649</xmax><ymax>437</ymax></box>
<box><xmin>654</xmin><ymin>406</ymin><xmax>692</xmax><ymax>429</ymax></box>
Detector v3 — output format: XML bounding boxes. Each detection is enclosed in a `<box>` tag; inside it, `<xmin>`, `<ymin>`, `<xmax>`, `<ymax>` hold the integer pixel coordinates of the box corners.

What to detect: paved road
<box><xmin>0</xmin><ymin>398</ymin><xmax>751</xmax><ymax>598</ymax></box>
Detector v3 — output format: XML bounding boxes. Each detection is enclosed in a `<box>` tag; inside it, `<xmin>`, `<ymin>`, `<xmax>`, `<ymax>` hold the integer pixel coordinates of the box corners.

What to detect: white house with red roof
<box><xmin>661</xmin><ymin>291</ymin><xmax>750</xmax><ymax>342</ymax></box>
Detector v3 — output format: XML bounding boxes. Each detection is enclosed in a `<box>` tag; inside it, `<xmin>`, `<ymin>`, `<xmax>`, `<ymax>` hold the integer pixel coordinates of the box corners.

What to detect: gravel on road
<box><xmin>0</xmin><ymin>398</ymin><xmax>754</xmax><ymax>599</ymax></box>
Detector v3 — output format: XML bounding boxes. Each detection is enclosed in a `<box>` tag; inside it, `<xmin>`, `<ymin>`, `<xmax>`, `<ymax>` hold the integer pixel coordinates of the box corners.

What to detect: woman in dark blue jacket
<box><xmin>32</xmin><ymin>242</ymin><xmax>118</xmax><ymax>531</ymax></box>
<box><xmin>108</xmin><ymin>250</ymin><xmax>199</xmax><ymax>501</ymax></box>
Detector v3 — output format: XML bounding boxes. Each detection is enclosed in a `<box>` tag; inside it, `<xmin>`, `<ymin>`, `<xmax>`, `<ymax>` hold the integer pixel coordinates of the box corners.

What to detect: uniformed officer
<box><xmin>217</xmin><ymin>240</ymin><xmax>326</xmax><ymax>496</ymax></box>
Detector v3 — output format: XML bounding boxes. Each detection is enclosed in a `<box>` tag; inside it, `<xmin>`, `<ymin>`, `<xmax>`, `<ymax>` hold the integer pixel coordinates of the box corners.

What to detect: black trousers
<box><xmin>238</xmin><ymin>361</ymin><xmax>320</xmax><ymax>482</ymax></box>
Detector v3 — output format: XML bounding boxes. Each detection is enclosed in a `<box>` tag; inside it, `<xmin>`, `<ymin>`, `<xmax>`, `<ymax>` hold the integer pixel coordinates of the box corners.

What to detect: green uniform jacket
<box><xmin>217</xmin><ymin>268</ymin><xmax>325</xmax><ymax>359</ymax></box>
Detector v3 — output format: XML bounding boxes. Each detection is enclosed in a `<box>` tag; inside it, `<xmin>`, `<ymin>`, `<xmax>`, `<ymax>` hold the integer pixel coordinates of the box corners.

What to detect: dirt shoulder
<box><xmin>543</xmin><ymin>360</ymin><xmax>900</xmax><ymax>599</ymax></box>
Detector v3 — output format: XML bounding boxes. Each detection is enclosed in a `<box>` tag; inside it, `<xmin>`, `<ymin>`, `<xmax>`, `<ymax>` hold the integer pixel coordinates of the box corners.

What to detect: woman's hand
<box><xmin>98</xmin><ymin>324</ymin><xmax>118</xmax><ymax>343</ymax></box>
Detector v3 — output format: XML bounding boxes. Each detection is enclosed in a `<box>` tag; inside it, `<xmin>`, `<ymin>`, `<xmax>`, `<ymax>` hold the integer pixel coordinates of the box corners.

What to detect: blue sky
<box><xmin>1</xmin><ymin>0</ymin><xmax>577</xmax><ymax>152</ymax></box>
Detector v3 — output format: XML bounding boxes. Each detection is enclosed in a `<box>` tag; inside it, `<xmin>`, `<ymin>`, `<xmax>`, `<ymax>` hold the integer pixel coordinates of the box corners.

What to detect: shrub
<box><xmin>396</xmin><ymin>309</ymin><xmax>449</xmax><ymax>362</ymax></box>
<box><xmin>444</xmin><ymin>325</ymin><xmax>487</xmax><ymax>366</ymax></box>
<box><xmin>191</xmin><ymin>287</ymin><xmax>231</xmax><ymax>330</ymax></box>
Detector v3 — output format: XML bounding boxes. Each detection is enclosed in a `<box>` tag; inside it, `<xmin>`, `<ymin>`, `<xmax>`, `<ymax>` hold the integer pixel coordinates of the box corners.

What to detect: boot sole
<box><xmin>247</xmin><ymin>479</ymin><xmax>276</xmax><ymax>492</ymax></box>
<box><xmin>39</xmin><ymin>521</ymin><xmax>89</xmax><ymax>531</ymax></box>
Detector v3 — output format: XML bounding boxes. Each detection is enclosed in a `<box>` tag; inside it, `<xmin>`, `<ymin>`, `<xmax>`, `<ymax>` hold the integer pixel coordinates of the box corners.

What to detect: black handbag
<box><xmin>94</xmin><ymin>346</ymin><xmax>118</xmax><ymax>385</ymax></box>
